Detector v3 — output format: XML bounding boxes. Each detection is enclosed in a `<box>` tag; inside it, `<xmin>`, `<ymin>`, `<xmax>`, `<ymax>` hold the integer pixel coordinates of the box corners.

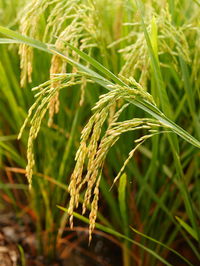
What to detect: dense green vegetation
<box><xmin>0</xmin><ymin>0</ymin><xmax>200</xmax><ymax>265</ymax></box>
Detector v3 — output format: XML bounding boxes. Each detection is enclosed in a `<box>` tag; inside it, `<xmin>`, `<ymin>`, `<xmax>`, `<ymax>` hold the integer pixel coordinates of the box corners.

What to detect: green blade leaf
<box><xmin>176</xmin><ymin>216</ymin><xmax>198</xmax><ymax>241</ymax></box>
<box><xmin>130</xmin><ymin>226</ymin><xmax>193</xmax><ymax>266</ymax></box>
<box><xmin>0</xmin><ymin>38</ymin><xmax>22</xmax><ymax>44</ymax></box>
<box><xmin>118</xmin><ymin>173</ymin><xmax>128</xmax><ymax>228</ymax></box>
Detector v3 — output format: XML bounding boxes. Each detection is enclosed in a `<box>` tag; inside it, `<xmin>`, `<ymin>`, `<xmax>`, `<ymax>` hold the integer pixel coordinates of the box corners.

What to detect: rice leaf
<box><xmin>130</xmin><ymin>226</ymin><xmax>194</xmax><ymax>266</ymax></box>
<box><xmin>176</xmin><ymin>216</ymin><xmax>198</xmax><ymax>241</ymax></box>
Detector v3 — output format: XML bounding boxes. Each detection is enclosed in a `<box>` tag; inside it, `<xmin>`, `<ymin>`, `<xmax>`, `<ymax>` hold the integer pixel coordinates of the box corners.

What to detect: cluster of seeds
<box><xmin>109</xmin><ymin>4</ymin><xmax>191</xmax><ymax>88</ymax></box>
<box><xmin>68</xmin><ymin>84</ymin><xmax>169</xmax><ymax>241</ymax></box>
<box><xmin>18</xmin><ymin>0</ymin><xmax>111</xmax><ymax>125</ymax></box>
<box><xmin>18</xmin><ymin>73</ymin><xmax>83</xmax><ymax>188</ymax></box>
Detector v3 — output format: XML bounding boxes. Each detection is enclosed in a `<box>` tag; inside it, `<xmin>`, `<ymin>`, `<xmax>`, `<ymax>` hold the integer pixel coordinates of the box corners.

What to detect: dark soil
<box><xmin>0</xmin><ymin>212</ymin><xmax>122</xmax><ymax>266</ymax></box>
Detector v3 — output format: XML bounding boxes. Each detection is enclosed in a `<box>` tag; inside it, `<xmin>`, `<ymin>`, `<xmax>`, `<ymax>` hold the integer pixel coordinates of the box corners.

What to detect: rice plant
<box><xmin>0</xmin><ymin>0</ymin><xmax>200</xmax><ymax>265</ymax></box>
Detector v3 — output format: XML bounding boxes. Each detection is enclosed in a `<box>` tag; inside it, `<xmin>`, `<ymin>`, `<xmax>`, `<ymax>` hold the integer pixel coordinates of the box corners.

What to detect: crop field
<box><xmin>0</xmin><ymin>0</ymin><xmax>200</xmax><ymax>265</ymax></box>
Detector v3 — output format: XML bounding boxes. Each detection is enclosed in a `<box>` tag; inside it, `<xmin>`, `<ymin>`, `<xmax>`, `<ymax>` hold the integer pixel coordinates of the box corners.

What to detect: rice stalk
<box><xmin>68</xmin><ymin>84</ymin><xmax>170</xmax><ymax>241</ymax></box>
<box><xmin>18</xmin><ymin>73</ymin><xmax>84</xmax><ymax>188</ymax></box>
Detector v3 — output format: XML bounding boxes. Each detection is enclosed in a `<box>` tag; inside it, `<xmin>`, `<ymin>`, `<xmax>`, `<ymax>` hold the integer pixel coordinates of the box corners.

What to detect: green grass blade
<box><xmin>118</xmin><ymin>173</ymin><xmax>131</xmax><ymax>266</ymax></box>
<box><xmin>0</xmin><ymin>38</ymin><xmax>21</xmax><ymax>44</ymax></box>
<box><xmin>130</xmin><ymin>226</ymin><xmax>194</xmax><ymax>266</ymax></box>
<box><xmin>118</xmin><ymin>173</ymin><xmax>128</xmax><ymax>230</ymax></box>
<box><xmin>136</xmin><ymin>0</ymin><xmax>172</xmax><ymax>117</ymax></box>
<box><xmin>179</xmin><ymin>56</ymin><xmax>200</xmax><ymax>139</ymax></box>
<box><xmin>17</xmin><ymin>245</ymin><xmax>26</xmax><ymax>266</ymax></box>
<box><xmin>66</xmin><ymin>42</ymin><xmax>126</xmax><ymax>87</ymax></box>
<box><xmin>176</xmin><ymin>216</ymin><xmax>198</xmax><ymax>241</ymax></box>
